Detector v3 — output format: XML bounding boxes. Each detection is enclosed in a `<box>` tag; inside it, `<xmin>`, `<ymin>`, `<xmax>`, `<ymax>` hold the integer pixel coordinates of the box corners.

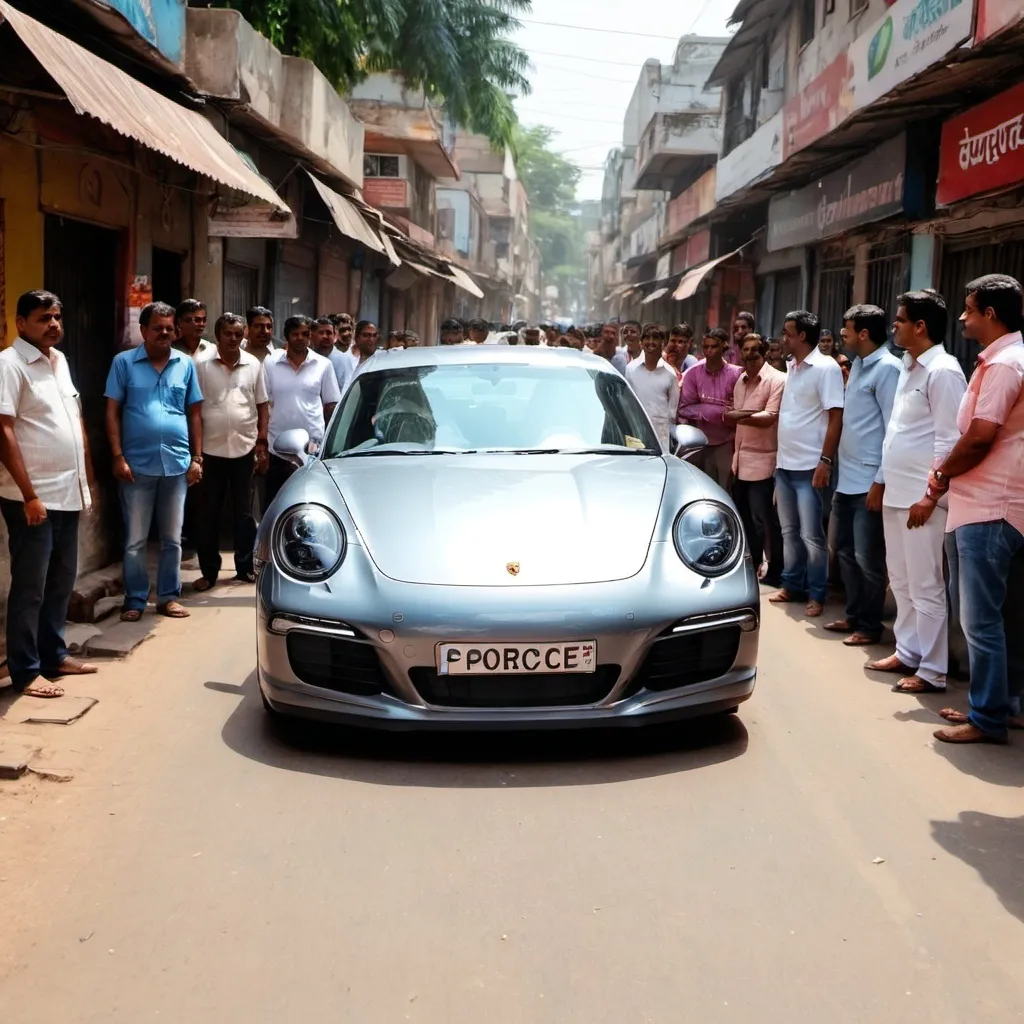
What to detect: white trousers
<box><xmin>882</xmin><ymin>505</ymin><xmax>949</xmax><ymax>685</ymax></box>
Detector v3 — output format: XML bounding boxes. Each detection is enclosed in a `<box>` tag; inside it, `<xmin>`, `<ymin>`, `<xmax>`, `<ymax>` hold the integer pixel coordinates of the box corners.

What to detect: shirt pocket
<box><xmin>231</xmin><ymin>381</ymin><xmax>254</xmax><ymax>407</ymax></box>
<box><xmin>161</xmin><ymin>383</ymin><xmax>187</xmax><ymax>413</ymax></box>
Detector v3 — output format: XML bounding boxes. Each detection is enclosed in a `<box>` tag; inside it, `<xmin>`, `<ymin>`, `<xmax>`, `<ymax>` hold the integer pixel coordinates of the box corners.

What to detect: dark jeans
<box><xmin>263</xmin><ymin>454</ymin><xmax>297</xmax><ymax>514</ymax></box>
<box><xmin>198</xmin><ymin>453</ymin><xmax>257</xmax><ymax>583</ymax></box>
<box><xmin>831</xmin><ymin>490</ymin><xmax>887</xmax><ymax>637</ymax></box>
<box><xmin>734</xmin><ymin>477</ymin><xmax>783</xmax><ymax>585</ymax></box>
<box><xmin>775</xmin><ymin>468</ymin><xmax>828</xmax><ymax>602</ymax></box>
<box><xmin>946</xmin><ymin>521</ymin><xmax>1024</xmax><ymax>739</ymax></box>
<box><xmin>1</xmin><ymin>500</ymin><xmax>79</xmax><ymax>689</ymax></box>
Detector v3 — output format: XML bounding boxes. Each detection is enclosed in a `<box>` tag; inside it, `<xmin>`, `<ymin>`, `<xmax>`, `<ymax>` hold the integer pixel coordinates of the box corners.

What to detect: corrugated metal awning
<box><xmin>673</xmin><ymin>250</ymin><xmax>740</xmax><ymax>301</ymax></box>
<box><xmin>306</xmin><ymin>172</ymin><xmax>397</xmax><ymax>263</ymax></box>
<box><xmin>444</xmin><ymin>265</ymin><xmax>485</xmax><ymax>299</ymax></box>
<box><xmin>0</xmin><ymin>2</ymin><xmax>289</xmax><ymax>213</ymax></box>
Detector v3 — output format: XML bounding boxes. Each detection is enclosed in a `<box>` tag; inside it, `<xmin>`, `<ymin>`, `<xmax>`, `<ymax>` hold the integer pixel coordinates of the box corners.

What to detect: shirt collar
<box><xmin>133</xmin><ymin>343</ymin><xmax>182</xmax><ymax>364</ymax></box>
<box><xmin>13</xmin><ymin>337</ymin><xmax>47</xmax><ymax>364</ymax></box>
<box><xmin>797</xmin><ymin>346</ymin><xmax>829</xmax><ymax>368</ymax></box>
<box><xmin>860</xmin><ymin>345</ymin><xmax>887</xmax><ymax>367</ymax></box>
<box><xmin>905</xmin><ymin>342</ymin><xmax>947</xmax><ymax>369</ymax></box>
<box><xmin>978</xmin><ymin>330</ymin><xmax>1024</xmax><ymax>363</ymax></box>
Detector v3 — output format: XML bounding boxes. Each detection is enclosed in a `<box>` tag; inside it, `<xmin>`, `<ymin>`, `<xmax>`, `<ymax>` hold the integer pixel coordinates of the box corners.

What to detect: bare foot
<box><xmin>934</xmin><ymin>723</ymin><xmax>1007</xmax><ymax>745</ymax></box>
<box><xmin>21</xmin><ymin>680</ymin><xmax>65</xmax><ymax>699</ymax></box>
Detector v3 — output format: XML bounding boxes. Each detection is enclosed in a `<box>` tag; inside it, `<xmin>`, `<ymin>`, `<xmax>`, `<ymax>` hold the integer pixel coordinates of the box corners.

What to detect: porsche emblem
<box><xmin>506</xmin><ymin>561</ymin><xmax>521</xmax><ymax>576</ymax></box>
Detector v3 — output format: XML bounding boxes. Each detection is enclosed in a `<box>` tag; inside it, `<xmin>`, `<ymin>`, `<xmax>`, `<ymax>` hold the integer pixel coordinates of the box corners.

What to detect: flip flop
<box><xmin>805</xmin><ymin>600</ymin><xmax>824</xmax><ymax>618</ymax></box>
<box><xmin>892</xmin><ymin>677</ymin><xmax>945</xmax><ymax>694</ymax></box>
<box><xmin>940</xmin><ymin>708</ymin><xmax>1024</xmax><ymax>728</ymax></box>
<box><xmin>934</xmin><ymin>723</ymin><xmax>1008</xmax><ymax>745</ymax></box>
<box><xmin>192</xmin><ymin>578</ymin><xmax>215</xmax><ymax>593</ymax></box>
<box><xmin>844</xmin><ymin>633</ymin><xmax>881</xmax><ymax>647</ymax></box>
<box><xmin>157</xmin><ymin>601</ymin><xmax>190</xmax><ymax>618</ymax></box>
<box><xmin>120</xmin><ymin>609</ymin><xmax>143</xmax><ymax>623</ymax></box>
<box><xmin>47</xmin><ymin>657</ymin><xmax>98</xmax><ymax>677</ymax></box>
<box><xmin>20</xmin><ymin>680</ymin><xmax>65</xmax><ymax>699</ymax></box>
<box><xmin>823</xmin><ymin>620</ymin><xmax>852</xmax><ymax>633</ymax></box>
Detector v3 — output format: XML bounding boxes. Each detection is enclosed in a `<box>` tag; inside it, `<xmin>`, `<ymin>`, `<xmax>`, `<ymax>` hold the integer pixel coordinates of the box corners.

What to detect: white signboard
<box><xmin>715</xmin><ymin>111</ymin><xmax>783</xmax><ymax>203</ymax></box>
<box><xmin>850</xmin><ymin>0</ymin><xmax>975</xmax><ymax>112</ymax></box>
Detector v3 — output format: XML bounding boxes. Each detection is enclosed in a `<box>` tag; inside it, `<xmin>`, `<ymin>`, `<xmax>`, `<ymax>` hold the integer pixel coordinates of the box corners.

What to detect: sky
<box><xmin>511</xmin><ymin>0</ymin><xmax>733</xmax><ymax>201</ymax></box>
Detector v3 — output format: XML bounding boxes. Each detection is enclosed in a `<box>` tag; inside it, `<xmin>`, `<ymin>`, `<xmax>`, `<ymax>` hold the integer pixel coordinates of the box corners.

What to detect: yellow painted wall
<box><xmin>0</xmin><ymin>139</ymin><xmax>43</xmax><ymax>348</ymax></box>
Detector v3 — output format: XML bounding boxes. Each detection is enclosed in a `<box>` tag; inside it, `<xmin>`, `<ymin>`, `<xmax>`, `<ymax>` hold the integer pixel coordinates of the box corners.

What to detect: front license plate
<box><xmin>437</xmin><ymin>641</ymin><xmax>598</xmax><ymax>676</ymax></box>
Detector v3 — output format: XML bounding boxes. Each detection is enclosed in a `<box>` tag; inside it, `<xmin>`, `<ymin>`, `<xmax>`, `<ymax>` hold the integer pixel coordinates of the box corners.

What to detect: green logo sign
<box><xmin>867</xmin><ymin>17</ymin><xmax>893</xmax><ymax>80</ymax></box>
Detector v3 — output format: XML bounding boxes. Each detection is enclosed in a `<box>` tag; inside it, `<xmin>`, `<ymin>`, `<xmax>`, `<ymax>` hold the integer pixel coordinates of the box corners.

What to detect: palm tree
<box><xmin>196</xmin><ymin>0</ymin><xmax>531</xmax><ymax>149</ymax></box>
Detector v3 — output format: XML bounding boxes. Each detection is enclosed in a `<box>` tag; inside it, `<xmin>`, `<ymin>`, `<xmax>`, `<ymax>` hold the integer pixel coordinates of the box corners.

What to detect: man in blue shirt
<box><xmin>826</xmin><ymin>304</ymin><xmax>901</xmax><ymax>645</ymax></box>
<box><xmin>105</xmin><ymin>302</ymin><xmax>203</xmax><ymax>621</ymax></box>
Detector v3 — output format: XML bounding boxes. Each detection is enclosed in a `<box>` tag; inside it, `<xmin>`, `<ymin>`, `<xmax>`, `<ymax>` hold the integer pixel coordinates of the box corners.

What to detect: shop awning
<box><xmin>641</xmin><ymin>287</ymin><xmax>669</xmax><ymax>305</ymax></box>
<box><xmin>0</xmin><ymin>2</ymin><xmax>289</xmax><ymax>213</ymax></box>
<box><xmin>306</xmin><ymin>173</ymin><xmax>397</xmax><ymax>262</ymax></box>
<box><xmin>672</xmin><ymin>250</ymin><xmax>740</xmax><ymax>302</ymax></box>
<box><xmin>444</xmin><ymin>265</ymin><xmax>485</xmax><ymax>299</ymax></box>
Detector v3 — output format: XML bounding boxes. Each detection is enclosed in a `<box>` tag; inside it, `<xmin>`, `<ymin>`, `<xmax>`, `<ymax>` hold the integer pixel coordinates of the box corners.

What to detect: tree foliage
<box><xmin>514</xmin><ymin>124</ymin><xmax>586</xmax><ymax>315</ymax></box>
<box><xmin>197</xmin><ymin>0</ymin><xmax>532</xmax><ymax>148</ymax></box>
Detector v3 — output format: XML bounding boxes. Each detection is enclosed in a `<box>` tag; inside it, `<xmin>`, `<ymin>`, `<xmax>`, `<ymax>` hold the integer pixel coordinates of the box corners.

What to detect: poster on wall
<box><xmin>849</xmin><ymin>0</ymin><xmax>976</xmax><ymax>112</ymax></box>
<box><xmin>124</xmin><ymin>275</ymin><xmax>153</xmax><ymax>347</ymax></box>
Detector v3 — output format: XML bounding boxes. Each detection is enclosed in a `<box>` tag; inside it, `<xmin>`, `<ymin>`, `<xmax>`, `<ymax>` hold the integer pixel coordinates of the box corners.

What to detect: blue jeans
<box><xmin>775</xmin><ymin>468</ymin><xmax>829</xmax><ymax>603</ymax></box>
<box><xmin>832</xmin><ymin>491</ymin><xmax>887</xmax><ymax>637</ymax></box>
<box><xmin>946</xmin><ymin>520</ymin><xmax>1024</xmax><ymax>739</ymax></box>
<box><xmin>1</xmin><ymin>500</ymin><xmax>79</xmax><ymax>689</ymax></box>
<box><xmin>119</xmin><ymin>473</ymin><xmax>188</xmax><ymax>611</ymax></box>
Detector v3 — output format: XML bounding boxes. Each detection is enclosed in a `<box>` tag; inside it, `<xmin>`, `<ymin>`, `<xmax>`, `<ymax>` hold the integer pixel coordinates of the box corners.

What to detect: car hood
<box><xmin>325</xmin><ymin>454</ymin><xmax>667</xmax><ymax>586</ymax></box>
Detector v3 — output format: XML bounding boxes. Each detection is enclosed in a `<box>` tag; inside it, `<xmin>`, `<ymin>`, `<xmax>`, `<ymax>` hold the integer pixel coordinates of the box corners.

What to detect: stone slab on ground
<box><xmin>0</xmin><ymin>741</ymin><xmax>39</xmax><ymax>779</ymax></box>
<box><xmin>65</xmin><ymin>623</ymin><xmax>102</xmax><ymax>654</ymax></box>
<box><xmin>68</xmin><ymin>564</ymin><xmax>124</xmax><ymax>623</ymax></box>
<box><xmin>92</xmin><ymin>596</ymin><xmax>122</xmax><ymax>622</ymax></box>
<box><xmin>27</xmin><ymin>766</ymin><xmax>74</xmax><ymax>782</ymax></box>
<box><xmin>86</xmin><ymin>618</ymin><xmax>156</xmax><ymax>657</ymax></box>
<box><xmin>2</xmin><ymin>695</ymin><xmax>98</xmax><ymax>725</ymax></box>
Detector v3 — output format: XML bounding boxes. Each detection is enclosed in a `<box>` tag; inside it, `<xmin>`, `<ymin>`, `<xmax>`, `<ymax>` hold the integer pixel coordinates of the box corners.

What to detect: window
<box><xmin>363</xmin><ymin>154</ymin><xmax>401</xmax><ymax>178</ymax></box>
<box><xmin>323</xmin><ymin>363</ymin><xmax>661</xmax><ymax>456</ymax></box>
<box><xmin>799</xmin><ymin>0</ymin><xmax>816</xmax><ymax>46</ymax></box>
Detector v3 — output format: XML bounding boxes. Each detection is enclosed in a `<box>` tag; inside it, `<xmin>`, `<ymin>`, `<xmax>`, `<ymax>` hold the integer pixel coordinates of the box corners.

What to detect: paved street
<box><xmin>1</xmin><ymin>586</ymin><xmax>1023</xmax><ymax>1023</ymax></box>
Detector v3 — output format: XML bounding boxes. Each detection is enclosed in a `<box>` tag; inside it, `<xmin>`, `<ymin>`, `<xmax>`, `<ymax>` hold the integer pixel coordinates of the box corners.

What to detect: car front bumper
<box><xmin>256</xmin><ymin>571</ymin><xmax>759</xmax><ymax>731</ymax></box>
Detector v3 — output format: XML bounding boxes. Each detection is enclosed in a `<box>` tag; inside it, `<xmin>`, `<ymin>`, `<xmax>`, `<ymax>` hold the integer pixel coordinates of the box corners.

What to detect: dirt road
<box><xmin>2</xmin><ymin>584</ymin><xmax>1023</xmax><ymax>1022</ymax></box>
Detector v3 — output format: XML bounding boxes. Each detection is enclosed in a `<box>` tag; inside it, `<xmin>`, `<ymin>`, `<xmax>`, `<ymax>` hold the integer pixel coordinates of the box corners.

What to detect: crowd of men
<box><xmin>1</xmin><ymin>278</ymin><xmax>1022</xmax><ymax>752</ymax></box>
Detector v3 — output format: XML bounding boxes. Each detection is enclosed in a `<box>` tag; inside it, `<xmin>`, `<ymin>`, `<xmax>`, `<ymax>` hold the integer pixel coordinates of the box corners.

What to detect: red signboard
<box><xmin>976</xmin><ymin>0</ymin><xmax>1024</xmax><ymax>41</ymax></box>
<box><xmin>363</xmin><ymin>177</ymin><xmax>409</xmax><ymax>209</ymax></box>
<box><xmin>666</xmin><ymin>169</ymin><xmax>717</xmax><ymax>238</ymax></box>
<box><xmin>937</xmin><ymin>80</ymin><xmax>1024</xmax><ymax>206</ymax></box>
<box><xmin>781</xmin><ymin>54</ymin><xmax>853</xmax><ymax>161</ymax></box>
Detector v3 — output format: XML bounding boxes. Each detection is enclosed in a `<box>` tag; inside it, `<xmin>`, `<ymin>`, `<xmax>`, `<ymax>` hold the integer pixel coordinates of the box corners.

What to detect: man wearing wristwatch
<box><xmin>770</xmin><ymin>309</ymin><xmax>845</xmax><ymax>618</ymax></box>
<box><xmin>193</xmin><ymin>313</ymin><xmax>269</xmax><ymax>591</ymax></box>
<box><xmin>105</xmin><ymin>302</ymin><xmax>203</xmax><ymax>621</ymax></box>
<box><xmin>930</xmin><ymin>274</ymin><xmax>1024</xmax><ymax>746</ymax></box>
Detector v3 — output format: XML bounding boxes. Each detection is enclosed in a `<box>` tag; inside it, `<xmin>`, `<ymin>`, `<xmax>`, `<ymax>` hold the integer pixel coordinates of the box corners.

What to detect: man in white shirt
<box><xmin>263</xmin><ymin>315</ymin><xmax>341</xmax><ymax>509</ymax></box>
<box><xmin>826</xmin><ymin>304</ymin><xmax>901</xmax><ymax>646</ymax></box>
<box><xmin>194</xmin><ymin>313</ymin><xmax>269</xmax><ymax>590</ymax></box>
<box><xmin>242</xmin><ymin>306</ymin><xmax>276</xmax><ymax>363</ymax></box>
<box><xmin>770</xmin><ymin>309</ymin><xmax>845</xmax><ymax>618</ymax></box>
<box><xmin>312</xmin><ymin>315</ymin><xmax>353</xmax><ymax>395</ymax></box>
<box><xmin>0</xmin><ymin>290</ymin><xmax>96</xmax><ymax>698</ymax></box>
<box><xmin>625</xmin><ymin>324</ymin><xmax>680</xmax><ymax>452</ymax></box>
<box><xmin>867</xmin><ymin>291</ymin><xmax>968</xmax><ymax>692</ymax></box>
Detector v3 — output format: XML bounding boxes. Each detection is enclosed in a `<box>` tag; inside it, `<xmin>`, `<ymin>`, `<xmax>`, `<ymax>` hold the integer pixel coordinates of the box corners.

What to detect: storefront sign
<box><xmin>207</xmin><ymin>201</ymin><xmax>298</xmax><ymax>238</ymax></box>
<box><xmin>363</xmin><ymin>177</ymin><xmax>410</xmax><ymax>209</ymax></box>
<box><xmin>850</xmin><ymin>0</ymin><xmax>975</xmax><ymax>112</ymax></box>
<box><xmin>937</xmin><ymin>80</ymin><xmax>1024</xmax><ymax>205</ymax></box>
<box><xmin>715</xmin><ymin>111</ymin><xmax>783</xmax><ymax>203</ymax></box>
<box><xmin>666</xmin><ymin>168</ymin><xmax>717</xmax><ymax>237</ymax></box>
<box><xmin>976</xmin><ymin>0</ymin><xmax>1024</xmax><ymax>40</ymax></box>
<box><xmin>767</xmin><ymin>134</ymin><xmax>906</xmax><ymax>251</ymax></box>
<box><xmin>782</xmin><ymin>54</ymin><xmax>853</xmax><ymax>160</ymax></box>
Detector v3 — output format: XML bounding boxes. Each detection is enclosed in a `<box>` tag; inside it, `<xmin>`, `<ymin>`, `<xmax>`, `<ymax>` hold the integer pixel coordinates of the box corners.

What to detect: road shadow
<box><xmin>931</xmin><ymin>811</ymin><xmax>1024</xmax><ymax>923</ymax></box>
<box><xmin>206</xmin><ymin>673</ymin><xmax>750</xmax><ymax>789</ymax></box>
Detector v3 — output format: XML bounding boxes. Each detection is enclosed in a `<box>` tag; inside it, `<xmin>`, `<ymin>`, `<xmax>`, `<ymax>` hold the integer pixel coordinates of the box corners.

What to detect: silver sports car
<box><xmin>255</xmin><ymin>345</ymin><xmax>759</xmax><ymax>730</ymax></box>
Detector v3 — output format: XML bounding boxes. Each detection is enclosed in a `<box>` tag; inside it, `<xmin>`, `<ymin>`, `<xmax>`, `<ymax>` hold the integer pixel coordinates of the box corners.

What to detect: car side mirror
<box><xmin>273</xmin><ymin>428</ymin><xmax>310</xmax><ymax>468</ymax></box>
<box><xmin>672</xmin><ymin>424</ymin><xmax>708</xmax><ymax>460</ymax></box>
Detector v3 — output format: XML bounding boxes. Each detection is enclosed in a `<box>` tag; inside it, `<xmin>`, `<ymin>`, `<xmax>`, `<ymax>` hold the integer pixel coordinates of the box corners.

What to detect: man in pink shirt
<box><xmin>678</xmin><ymin>328</ymin><xmax>743</xmax><ymax>490</ymax></box>
<box><xmin>724</xmin><ymin>334</ymin><xmax>786</xmax><ymax>586</ymax></box>
<box><xmin>929</xmin><ymin>274</ymin><xmax>1024</xmax><ymax>745</ymax></box>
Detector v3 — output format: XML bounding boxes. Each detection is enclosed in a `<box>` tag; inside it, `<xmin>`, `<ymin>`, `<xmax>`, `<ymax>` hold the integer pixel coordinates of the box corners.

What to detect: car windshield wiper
<box><xmin>333</xmin><ymin>448</ymin><xmax>465</xmax><ymax>458</ymax></box>
<box><xmin>561</xmin><ymin>447</ymin><xmax>658</xmax><ymax>455</ymax></box>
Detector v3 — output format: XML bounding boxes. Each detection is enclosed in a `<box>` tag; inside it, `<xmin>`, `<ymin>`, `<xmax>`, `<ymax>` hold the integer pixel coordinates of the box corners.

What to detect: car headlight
<box><xmin>272</xmin><ymin>504</ymin><xmax>346</xmax><ymax>582</ymax></box>
<box><xmin>673</xmin><ymin>500</ymin><xmax>743</xmax><ymax>577</ymax></box>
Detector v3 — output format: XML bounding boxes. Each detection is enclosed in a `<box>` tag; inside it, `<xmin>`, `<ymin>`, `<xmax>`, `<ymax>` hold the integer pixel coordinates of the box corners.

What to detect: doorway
<box><xmin>152</xmin><ymin>247</ymin><xmax>184</xmax><ymax>308</ymax></box>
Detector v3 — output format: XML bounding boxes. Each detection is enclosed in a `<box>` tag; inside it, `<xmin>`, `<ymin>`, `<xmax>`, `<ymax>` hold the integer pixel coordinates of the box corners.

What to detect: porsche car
<box><xmin>255</xmin><ymin>345</ymin><xmax>759</xmax><ymax>730</ymax></box>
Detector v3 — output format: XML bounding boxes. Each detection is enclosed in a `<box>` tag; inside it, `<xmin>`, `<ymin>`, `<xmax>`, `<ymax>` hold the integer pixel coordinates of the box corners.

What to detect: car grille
<box><xmin>632</xmin><ymin>626</ymin><xmax>740</xmax><ymax>692</ymax></box>
<box><xmin>409</xmin><ymin>665</ymin><xmax>621</xmax><ymax>708</ymax></box>
<box><xmin>286</xmin><ymin>633</ymin><xmax>389</xmax><ymax>696</ymax></box>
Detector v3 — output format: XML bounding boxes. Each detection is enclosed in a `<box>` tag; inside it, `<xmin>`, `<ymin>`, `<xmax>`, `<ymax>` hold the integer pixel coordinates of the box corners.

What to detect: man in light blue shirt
<box><xmin>105</xmin><ymin>302</ymin><xmax>203</xmax><ymax>621</ymax></box>
<box><xmin>826</xmin><ymin>304</ymin><xmax>901</xmax><ymax>645</ymax></box>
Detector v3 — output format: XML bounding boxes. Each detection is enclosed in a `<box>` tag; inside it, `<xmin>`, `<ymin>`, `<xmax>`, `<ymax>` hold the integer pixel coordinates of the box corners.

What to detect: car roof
<box><xmin>359</xmin><ymin>344</ymin><xmax>619</xmax><ymax>373</ymax></box>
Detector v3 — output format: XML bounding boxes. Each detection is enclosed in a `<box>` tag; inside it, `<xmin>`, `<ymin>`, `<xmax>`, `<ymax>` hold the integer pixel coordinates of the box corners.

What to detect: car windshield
<box><xmin>321</xmin><ymin>362</ymin><xmax>661</xmax><ymax>456</ymax></box>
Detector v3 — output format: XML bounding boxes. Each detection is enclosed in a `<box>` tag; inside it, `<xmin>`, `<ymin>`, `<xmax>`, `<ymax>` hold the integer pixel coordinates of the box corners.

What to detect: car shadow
<box><xmin>206</xmin><ymin>673</ymin><xmax>750</xmax><ymax>789</ymax></box>
<box><xmin>931</xmin><ymin>811</ymin><xmax>1024</xmax><ymax>924</ymax></box>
